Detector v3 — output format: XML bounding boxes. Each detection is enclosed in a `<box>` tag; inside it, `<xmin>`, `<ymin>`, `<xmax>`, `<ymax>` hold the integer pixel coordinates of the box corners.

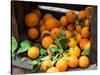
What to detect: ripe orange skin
<box><xmin>56</xmin><ymin>58</ymin><xmax>68</xmax><ymax>72</ymax></box>
<box><xmin>65</xmin><ymin>31</ymin><xmax>73</xmax><ymax>38</ymax></box>
<box><xmin>43</xmin><ymin>14</ymin><xmax>53</xmax><ymax>22</ymax></box>
<box><xmin>27</xmin><ymin>28</ymin><xmax>39</xmax><ymax>39</ymax></box>
<box><xmin>78</xmin><ymin>10</ymin><xmax>86</xmax><ymax>20</ymax></box>
<box><xmin>81</xmin><ymin>27</ymin><xmax>91</xmax><ymax>39</ymax></box>
<box><xmin>42</xmin><ymin>36</ymin><xmax>53</xmax><ymax>48</ymax></box>
<box><xmin>60</xmin><ymin>16</ymin><xmax>68</xmax><ymax>27</ymax></box>
<box><xmin>79</xmin><ymin>39</ymin><xmax>90</xmax><ymax>49</ymax></box>
<box><xmin>67</xmin><ymin>24</ymin><xmax>75</xmax><ymax>32</ymax></box>
<box><xmin>51</xmin><ymin>28</ymin><xmax>60</xmax><ymax>39</ymax></box>
<box><xmin>25</xmin><ymin>13</ymin><xmax>39</xmax><ymax>27</ymax></box>
<box><xmin>85</xmin><ymin>19</ymin><xmax>91</xmax><ymax>27</ymax></box>
<box><xmin>79</xmin><ymin>56</ymin><xmax>89</xmax><ymax>68</ymax></box>
<box><xmin>45</xmin><ymin>18</ymin><xmax>58</xmax><ymax>31</ymax></box>
<box><xmin>47</xmin><ymin>67</ymin><xmax>59</xmax><ymax>72</ymax></box>
<box><xmin>68</xmin><ymin>55</ymin><xmax>79</xmax><ymax>68</ymax></box>
<box><xmin>39</xmin><ymin>19</ymin><xmax>44</xmax><ymax>26</ymax></box>
<box><xmin>41</xmin><ymin>30</ymin><xmax>51</xmax><ymax>38</ymax></box>
<box><xmin>76</xmin><ymin>25</ymin><xmax>82</xmax><ymax>33</ymax></box>
<box><xmin>69</xmin><ymin>46</ymin><xmax>81</xmax><ymax>58</ymax></box>
<box><xmin>32</xmin><ymin>9</ymin><xmax>41</xmax><ymax>19</ymax></box>
<box><xmin>66</xmin><ymin>11</ymin><xmax>77</xmax><ymax>23</ymax></box>
<box><xmin>40</xmin><ymin>60</ymin><xmax>53</xmax><ymax>71</ymax></box>
<box><xmin>85</xmin><ymin>7</ymin><xmax>93</xmax><ymax>19</ymax></box>
<box><xmin>28</xmin><ymin>46</ymin><xmax>39</xmax><ymax>59</ymax></box>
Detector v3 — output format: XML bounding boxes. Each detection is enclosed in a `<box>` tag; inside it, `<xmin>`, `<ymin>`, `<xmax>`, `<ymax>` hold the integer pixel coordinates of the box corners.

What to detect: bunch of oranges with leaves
<box><xmin>24</xmin><ymin>6</ymin><xmax>93</xmax><ymax>73</ymax></box>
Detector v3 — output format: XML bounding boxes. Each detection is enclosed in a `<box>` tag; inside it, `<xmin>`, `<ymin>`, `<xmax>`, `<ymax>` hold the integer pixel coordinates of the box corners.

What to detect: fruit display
<box><xmin>12</xmin><ymin>5</ymin><xmax>96</xmax><ymax>73</ymax></box>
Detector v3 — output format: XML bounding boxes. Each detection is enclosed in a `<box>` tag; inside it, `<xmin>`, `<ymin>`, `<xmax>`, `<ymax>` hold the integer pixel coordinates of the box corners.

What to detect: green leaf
<box><xmin>81</xmin><ymin>48</ymin><xmax>90</xmax><ymax>56</ymax></box>
<box><xmin>29</xmin><ymin>59</ymin><xmax>41</xmax><ymax>72</ymax></box>
<box><xmin>40</xmin><ymin>46</ymin><xmax>47</xmax><ymax>56</ymax></box>
<box><xmin>11</xmin><ymin>36</ymin><xmax>18</xmax><ymax>56</ymax></box>
<box><xmin>15</xmin><ymin>55</ymin><xmax>27</xmax><ymax>62</ymax></box>
<box><xmin>48</xmin><ymin>46</ymin><xmax>59</xmax><ymax>53</ymax></box>
<box><xmin>17</xmin><ymin>40</ymin><xmax>31</xmax><ymax>54</ymax></box>
<box><xmin>41</xmin><ymin>55</ymin><xmax>51</xmax><ymax>61</ymax></box>
<box><xmin>54</xmin><ymin>38</ymin><xmax>70</xmax><ymax>50</ymax></box>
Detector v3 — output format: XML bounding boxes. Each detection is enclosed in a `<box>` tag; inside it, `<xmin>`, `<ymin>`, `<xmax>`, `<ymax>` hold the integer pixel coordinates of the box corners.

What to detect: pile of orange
<box><xmin>25</xmin><ymin>6</ymin><xmax>93</xmax><ymax>73</ymax></box>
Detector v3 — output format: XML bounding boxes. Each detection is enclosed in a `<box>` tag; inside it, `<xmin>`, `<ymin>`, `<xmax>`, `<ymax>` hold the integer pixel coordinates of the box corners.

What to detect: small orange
<box><xmin>79</xmin><ymin>39</ymin><xmax>90</xmax><ymax>49</ymax></box>
<box><xmin>60</xmin><ymin>16</ymin><xmax>68</xmax><ymax>27</ymax></box>
<box><xmin>85</xmin><ymin>7</ymin><xmax>93</xmax><ymax>19</ymax></box>
<box><xmin>76</xmin><ymin>25</ymin><xmax>82</xmax><ymax>33</ymax></box>
<box><xmin>65</xmin><ymin>31</ymin><xmax>73</xmax><ymax>38</ymax></box>
<box><xmin>81</xmin><ymin>27</ymin><xmax>91</xmax><ymax>39</ymax></box>
<box><xmin>84</xmin><ymin>19</ymin><xmax>91</xmax><ymax>27</ymax></box>
<box><xmin>40</xmin><ymin>60</ymin><xmax>53</xmax><ymax>71</ymax></box>
<box><xmin>78</xmin><ymin>10</ymin><xmax>86</xmax><ymax>20</ymax></box>
<box><xmin>27</xmin><ymin>46</ymin><xmax>39</xmax><ymax>59</ymax></box>
<box><xmin>47</xmin><ymin>67</ymin><xmax>59</xmax><ymax>72</ymax></box>
<box><xmin>56</xmin><ymin>58</ymin><xmax>68</xmax><ymax>72</ymax></box>
<box><xmin>42</xmin><ymin>36</ymin><xmax>53</xmax><ymax>48</ymax></box>
<box><xmin>67</xmin><ymin>24</ymin><xmax>75</xmax><ymax>32</ymax></box>
<box><xmin>66</xmin><ymin>10</ymin><xmax>77</xmax><ymax>23</ymax></box>
<box><xmin>32</xmin><ymin>9</ymin><xmax>41</xmax><ymax>19</ymax></box>
<box><xmin>27</xmin><ymin>28</ymin><xmax>39</xmax><ymax>39</ymax></box>
<box><xmin>51</xmin><ymin>28</ymin><xmax>60</xmax><ymax>39</ymax></box>
<box><xmin>79</xmin><ymin>56</ymin><xmax>89</xmax><ymax>68</ymax></box>
<box><xmin>25</xmin><ymin>13</ymin><xmax>39</xmax><ymax>27</ymax></box>
<box><xmin>68</xmin><ymin>38</ymin><xmax>77</xmax><ymax>47</ymax></box>
<box><xmin>45</xmin><ymin>18</ymin><xmax>58</xmax><ymax>31</ymax></box>
<box><xmin>43</xmin><ymin>14</ymin><xmax>53</xmax><ymax>22</ymax></box>
<box><xmin>69</xmin><ymin>46</ymin><xmax>81</xmax><ymax>58</ymax></box>
<box><xmin>68</xmin><ymin>55</ymin><xmax>79</xmax><ymax>68</ymax></box>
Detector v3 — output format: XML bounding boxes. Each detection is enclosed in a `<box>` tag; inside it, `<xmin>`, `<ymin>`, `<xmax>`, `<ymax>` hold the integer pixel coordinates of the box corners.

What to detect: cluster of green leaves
<box><xmin>12</xmin><ymin>36</ymin><xmax>32</xmax><ymax>62</ymax></box>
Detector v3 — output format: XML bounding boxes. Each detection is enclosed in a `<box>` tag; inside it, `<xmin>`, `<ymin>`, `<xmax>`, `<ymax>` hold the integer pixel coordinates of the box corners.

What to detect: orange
<box><xmin>56</xmin><ymin>58</ymin><xmax>68</xmax><ymax>72</ymax></box>
<box><xmin>65</xmin><ymin>30</ymin><xmax>73</xmax><ymax>38</ymax></box>
<box><xmin>79</xmin><ymin>56</ymin><xmax>89</xmax><ymax>68</ymax></box>
<box><xmin>85</xmin><ymin>7</ymin><xmax>93</xmax><ymax>19</ymax></box>
<box><xmin>68</xmin><ymin>38</ymin><xmax>77</xmax><ymax>47</ymax></box>
<box><xmin>84</xmin><ymin>19</ymin><xmax>91</xmax><ymax>27</ymax></box>
<box><xmin>43</xmin><ymin>14</ymin><xmax>53</xmax><ymax>22</ymax></box>
<box><xmin>69</xmin><ymin>46</ymin><xmax>81</xmax><ymax>58</ymax></box>
<box><xmin>42</xmin><ymin>36</ymin><xmax>53</xmax><ymax>48</ymax></box>
<box><xmin>76</xmin><ymin>33</ymin><xmax>82</xmax><ymax>43</ymax></box>
<box><xmin>40</xmin><ymin>60</ymin><xmax>53</xmax><ymax>71</ymax></box>
<box><xmin>27</xmin><ymin>46</ymin><xmax>39</xmax><ymax>59</ymax></box>
<box><xmin>79</xmin><ymin>39</ymin><xmax>90</xmax><ymax>49</ymax></box>
<box><xmin>25</xmin><ymin>13</ymin><xmax>39</xmax><ymax>27</ymax></box>
<box><xmin>78</xmin><ymin>10</ymin><xmax>86</xmax><ymax>20</ymax></box>
<box><xmin>67</xmin><ymin>24</ymin><xmax>75</xmax><ymax>32</ymax></box>
<box><xmin>81</xmin><ymin>27</ymin><xmax>91</xmax><ymax>39</ymax></box>
<box><xmin>66</xmin><ymin>10</ymin><xmax>77</xmax><ymax>23</ymax></box>
<box><xmin>51</xmin><ymin>28</ymin><xmax>60</xmax><ymax>39</ymax></box>
<box><xmin>47</xmin><ymin>67</ymin><xmax>59</xmax><ymax>72</ymax></box>
<box><xmin>45</xmin><ymin>18</ymin><xmax>58</xmax><ymax>31</ymax></box>
<box><xmin>32</xmin><ymin>9</ymin><xmax>41</xmax><ymax>19</ymax></box>
<box><xmin>68</xmin><ymin>55</ymin><xmax>79</xmax><ymax>68</ymax></box>
<box><xmin>76</xmin><ymin>25</ymin><xmax>82</xmax><ymax>33</ymax></box>
<box><xmin>27</xmin><ymin>28</ymin><xmax>39</xmax><ymax>39</ymax></box>
<box><xmin>60</xmin><ymin>16</ymin><xmax>68</xmax><ymax>26</ymax></box>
